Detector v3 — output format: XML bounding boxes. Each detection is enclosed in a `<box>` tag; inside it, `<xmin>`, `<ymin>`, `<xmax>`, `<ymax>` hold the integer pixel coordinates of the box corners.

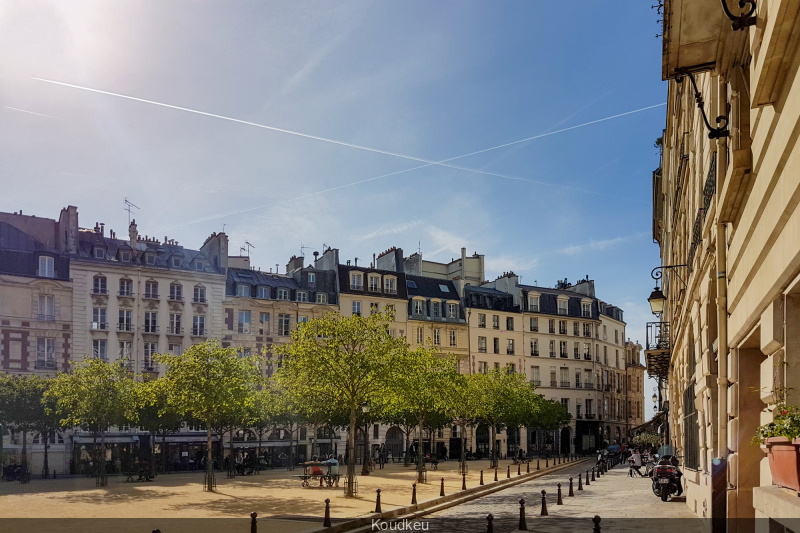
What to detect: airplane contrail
<box><xmin>31</xmin><ymin>76</ymin><xmax>662</xmax><ymax>189</ymax></box>
<box><xmin>5</xmin><ymin>106</ymin><xmax>57</xmax><ymax>119</ymax></box>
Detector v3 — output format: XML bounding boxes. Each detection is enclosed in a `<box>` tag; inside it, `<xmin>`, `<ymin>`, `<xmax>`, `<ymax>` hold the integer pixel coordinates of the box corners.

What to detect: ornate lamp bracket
<box><xmin>651</xmin><ymin>265</ymin><xmax>688</xmax><ymax>288</ymax></box>
<box><xmin>720</xmin><ymin>0</ymin><xmax>757</xmax><ymax>31</ymax></box>
<box><xmin>675</xmin><ymin>71</ymin><xmax>729</xmax><ymax>139</ymax></box>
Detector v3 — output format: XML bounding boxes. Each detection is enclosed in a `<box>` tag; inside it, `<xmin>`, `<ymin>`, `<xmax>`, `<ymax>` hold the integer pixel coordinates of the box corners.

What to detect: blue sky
<box><xmin>1</xmin><ymin>1</ymin><xmax>665</xmax><ymax>412</ymax></box>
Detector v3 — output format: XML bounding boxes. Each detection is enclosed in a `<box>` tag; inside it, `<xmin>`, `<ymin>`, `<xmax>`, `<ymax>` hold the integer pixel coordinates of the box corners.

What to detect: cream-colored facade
<box><xmin>651</xmin><ymin>0</ymin><xmax>800</xmax><ymax>524</ymax></box>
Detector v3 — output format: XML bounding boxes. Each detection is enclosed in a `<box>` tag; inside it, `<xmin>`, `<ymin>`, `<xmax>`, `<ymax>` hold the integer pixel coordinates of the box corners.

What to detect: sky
<box><xmin>0</xmin><ymin>1</ymin><xmax>665</xmax><ymax>417</ymax></box>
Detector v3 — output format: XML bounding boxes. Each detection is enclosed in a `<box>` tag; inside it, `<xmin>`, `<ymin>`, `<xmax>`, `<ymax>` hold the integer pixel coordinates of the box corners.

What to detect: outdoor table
<box><xmin>293</xmin><ymin>461</ymin><xmax>339</xmax><ymax>488</ymax></box>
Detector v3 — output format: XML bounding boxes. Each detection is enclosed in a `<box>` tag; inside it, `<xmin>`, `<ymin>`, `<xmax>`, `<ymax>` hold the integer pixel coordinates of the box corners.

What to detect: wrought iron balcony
<box><xmin>550</xmin><ymin>380</ymin><xmax>558</xmax><ymax>387</ymax></box>
<box><xmin>645</xmin><ymin>321</ymin><xmax>671</xmax><ymax>380</ymax></box>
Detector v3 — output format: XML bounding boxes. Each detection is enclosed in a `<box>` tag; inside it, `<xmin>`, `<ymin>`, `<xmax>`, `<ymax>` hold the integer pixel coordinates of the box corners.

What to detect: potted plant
<box><xmin>753</xmin><ymin>404</ymin><xmax>800</xmax><ymax>493</ymax></box>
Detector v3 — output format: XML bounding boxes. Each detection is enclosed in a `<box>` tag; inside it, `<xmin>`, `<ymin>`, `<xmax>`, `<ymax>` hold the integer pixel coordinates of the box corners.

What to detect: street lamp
<box><xmin>361</xmin><ymin>402</ymin><xmax>370</xmax><ymax>476</ymax></box>
<box><xmin>648</xmin><ymin>286</ymin><xmax>666</xmax><ymax>317</ymax></box>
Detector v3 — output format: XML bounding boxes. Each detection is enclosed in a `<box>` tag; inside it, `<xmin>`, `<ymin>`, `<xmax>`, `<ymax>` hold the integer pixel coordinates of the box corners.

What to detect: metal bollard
<box><xmin>440</xmin><ymin>477</ymin><xmax>445</xmax><ymax>497</ymax></box>
<box><xmin>537</xmin><ymin>459</ymin><xmax>540</xmax><ymax>470</ymax></box>
<box><xmin>540</xmin><ymin>489</ymin><xmax>548</xmax><ymax>516</ymax></box>
<box><xmin>517</xmin><ymin>463</ymin><xmax>521</xmax><ymax>476</ymax></box>
<box><xmin>518</xmin><ymin>498</ymin><xmax>528</xmax><ymax>531</ymax></box>
<box><xmin>153</xmin><ymin>530</ymin><xmax>161</xmax><ymax>533</ymax></box>
<box><xmin>569</xmin><ymin>477</ymin><xmax>574</xmax><ymax>497</ymax></box>
<box><xmin>546</xmin><ymin>457</ymin><xmax>549</xmax><ymax>468</ymax></box>
<box><xmin>586</xmin><ymin>469</ymin><xmax>590</xmax><ymax>485</ymax></box>
<box><xmin>323</xmin><ymin>498</ymin><xmax>332</xmax><ymax>528</ymax></box>
<box><xmin>251</xmin><ymin>511</ymin><xmax>258</xmax><ymax>533</ymax></box>
<box><xmin>486</xmin><ymin>513</ymin><xmax>494</xmax><ymax>533</ymax></box>
<box><xmin>526</xmin><ymin>461</ymin><xmax>530</xmax><ymax>473</ymax></box>
<box><xmin>412</xmin><ymin>482</ymin><xmax>417</xmax><ymax>505</ymax></box>
<box><xmin>591</xmin><ymin>467</ymin><xmax>595</xmax><ymax>481</ymax></box>
<box><xmin>578</xmin><ymin>472</ymin><xmax>583</xmax><ymax>490</ymax></box>
<box><xmin>593</xmin><ymin>515</ymin><xmax>602</xmax><ymax>532</ymax></box>
<box><xmin>462</xmin><ymin>472</ymin><xmax>467</xmax><ymax>491</ymax></box>
<box><xmin>494</xmin><ymin>467</ymin><xmax>498</xmax><ymax>481</ymax></box>
<box><xmin>507</xmin><ymin>464</ymin><xmax>510</xmax><ymax>478</ymax></box>
<box><xmin>480</xmin><ymin>470</ymin><xmax>484</xmax><ymax>485</ymax></box>
<box><xmin>557</xmin><ymin>482</ymin><xmax>563</xmax><ymax>505</ymax></box>
<box><xmin>375</xmin><ymin>489</ymin><xmax>382</xmax><ymax>513</ymax></box>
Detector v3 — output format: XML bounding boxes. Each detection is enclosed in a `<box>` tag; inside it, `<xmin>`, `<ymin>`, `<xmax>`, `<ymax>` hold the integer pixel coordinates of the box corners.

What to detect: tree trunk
<box><xmin>490</xmin><ymin>424</ymin><xmax>497</xmax><ymax>468</ymax></box>
<box><xmin>99</xmin><ymin>430</ymin><xmax>107</xmax><ymax>486</ymax></box>
<box><xmin>151</xmin><ymin>432</ymin><xmax>157</xmax><ymax>475</ymax></box>
<box><xmin>229</xmin><ymin>428</ymin><xmax>235</xmax><ymax>477</ymax></box>
<box><xmin>288</xmin><ymin>424</ymin><xmax>295</xmax><ymax>471</ymax></box>
<box><xmin>0</xmin><ymin>424</ymin><xmax>4</xmax><ymax>479</ymax></box>
<box><xmin>161</xmin><ymin>431</ymin><xmax>167</xmax><ymax>474</ymax></box>
<box><xmin>346</xmin><ymin>406</ymin><xmax>356</xmax><ymax>497</ymax></box>
<box><xmin>460</xmin><ymin>421</ymin><xmax>467</xmax><ymax>466</ymax></box>
<box><xmin>21</xmin><ymin>429</ymin><xmax>28</xmax><ymax>472</ymax></box>
<box><xmin>404</xmin><ymin>427</ymin><xmax>411</xmax><ymax>466</ymax></box>
<box><xmin>416</xmin><ymin>418</ymin><xmax>425</xmax><ymax>482</ymax></box>
<box><xmin>205</xmin><ymin>425</ymin><xmax>214</xmax><ymax>491</ymax></box>
<box><xmin>43</xmin><ymin>429</ymin><xmax>50</xmax><ymax>478</ymax></box>
<box><xmin>312</xmin><ymin>423</ymin><xmax>318</xmax><ymax>458</ymax></box>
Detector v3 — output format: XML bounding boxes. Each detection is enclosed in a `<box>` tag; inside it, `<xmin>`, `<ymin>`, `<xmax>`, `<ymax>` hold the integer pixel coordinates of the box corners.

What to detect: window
<box><xmin>38</xmin><ymin>256</ymin><xmax>54</xmax><ymax>278</ymax></box>
<box><xmin>93</xmin><ymin>276</ymin><xmax>107</xmax><ymax>294</ymax></box>
<box><xmin>573</xmin><ymin>322</ymin><xmax>579</xmax><ymax>336</ymax></box>
<box><xmin>432</xmin><ymin>301</ymin><xmax>441</xmax><ymax>318</ymax></box>
<box><xmin>558</xmin><ymin>299</ymin><xmax>568</xmax><ymax>315</ymax></box>
<box><xmin>146</xmin><ymin>254</ymin><xmax>156</xmax><ymax>266</ymax></box>
<box><xmin>583</xmin><ymin>323</ymin><xmax>591</xmax><ymax>337</ymax></box>
<box><xmin>143</xmin><ymin>342</ymin><xmax>156</xmax><ymax>369</ymax></box>
<box><xmin>170</xmin><ymin>283</ymin><xmax>183</xmax><ymax>301</ymax></box>
<box><xmin>352</xmin><ymin>301</ymin><xmax>361</xmax><ymax>316</ymax></box>
<box><xmin>171</xmin><ymin>257</ymin><xmax>182</xmax><ymax>268</ymax></box>
<box><xmin>237</xmin><ymin>284</ymin><xmax>250</xmax><ymax>297</ymax></box>
<box><xmin>413</xmin><ymin>300</ymin><xmax>424</xmax><ymax>315</ymax></box>
<box><xmin>530</xmin><ymin>339</ymin><xmax>539</xmax><ymax>356</ymax></box>
<box><xmin>386</xmin><ymin>304</ymin><xmax>395</xmax><ymax>315</ymax></box>
<box><xmin>406</xmin><ymin>280</ymin><xmax>417</xmax><ymax>289</ymax></box>
<box><xmin>277</xmin><ymin>288</ymin><xmax>289</xmax><ymax>300</ymax></box>
<box><xmin>296</xmin><ymin>291</ymin><xmax>308</xmax><ymax>302</ymax></box>
<box><xmin>603</xmin><ymin>325</ymin><xmax>607</xmax><ymax>340</ymax></box>
<box><xmin>36</xmin><ymin>338</ymin><xmax>55</xmax><ymax>368</ymax></box>
<box><xmin>585</xmin><ymin>399</ymin><xmax>593</xmax><ymax>416</ymax></box>
<box><xmin>561</xmin><ymin>398</ymin><xmax>569</xmax><ymax>411</ymax></box>
<box><xmin>119</xmin><ymin>341</ymin><xmax>132</xmax><ymax>359</ymax></box>
<box><xmin>615</xmin><ymin>351</ymin><xmax>620</xmax><ymax>368</ymax></box>
<box><xmin>259</xmin><ymin>312</ymin><xmax>270</xmax><ymax>334</ymax></box>
<box><xmin>169</xmin><ymin>313</ymin><xmax>182</xmax><ymax>334</ymax></box>
<box><xmin>549</xmin><ymin>319</ymin><xmax>555</xmax><ymax>334</ymax></box>
<box><xmin>530</xmin><ymin>317</ymin><xmax>538</xmax><ymax>332</ymax></box>
<box><xmin>192</xmin><ymin>315</ymin><xmax>206</xmax><ymax>335</ymax></box>
<box><xmin>574</xmin><ymin>341</ymin><xmax>580</xmax><ymax>359</ymax></box>
<box><xmin>559</xmin><ymin>341</ymin><xmax>567</xmax><ymax>358</ymax></box>
<box><xmin>529</xmin><ymin>295</ymin><xmax>539</xmax><ymax>312</ymax></box>
<box><xmin>448</xmin><ymin>303</ymin><xmax>458</xmax><ymax>319</ymax></box>
<box><xmin>493</xmin><ymin>338</ymin><xmax>500</xmax><ymax>354</ymax></box>
<box><xmin>507</xmin><ymin>363</ymin><xmax>516</xmax><ymax>374</ymax></box>
<box><xmin>575</xmin><ymin>372</ymin><xmax>582</xmax><ymax>387</ymax></box>
<box><xmin>478</xmin><ymin>361</ymin><xmax>488</xmax><ymax>374</ymax></box>
<box><xmin>257</xmin><ymin>286</ymin><xmax>270</xmax><ymax>299</ymax></box>
<box><xmin>582</xmin><ymin>303</ymin><xmax>591</xmax><ymax>317</ymax></box>
<box><xmin>416</xmin><ymin>327</ymin><xmax>424</xmax><ymax>344</ymax></box>
<box><xmin>549</xmin><ymin>340</ymin><xmax>556</xmax><ymax>357</ymax></box>
<box><xmin>478</xmin><ymin>313</ymin><xmax>486</xmax><ymax>328</ymax></box>
<box><xmin>583</xmin><ymin>343</ymin><xmax>591</xmax><ymax>359</ymax></box>
<box><xmin>195</xmin><ymin>261</ymin><xmax>204</xmax><ymax>271</ymax></box>
<box><xmin>120</xmin><ymin>250</ymin><xmax>131</xmax><ymax>262</ymax></box>
<box><xmin>238</xmin><ymin>311</ymin><xmax>251</xmax><ymax>334</ymax></box>
<box><xmin>308</xmin><ymin>272</ymin><xmax>316</xmax><ymax>283</ymax></box>
<box><xmin>193</xmin><ymin>286</ymin><xmax>206</xmax><ymax>303</ymax></box>
<box><xmin>144</xmin><ymin>312</ymin><xmax>158</xmax><ymax>333</ymax></box>
<box><xmin>506</xmin><ymin>317</ymin><xmax>514</xmax><ymax>331</ymax></box>
<box><xmin>507</xmin><ymin>339</ymin><xmax>514</xmax><ymax>355</ymax></box>
<box><xmin>370</xmin><ymin>303</ymin><xmax>379</xmax><ymax>315</ymax></box>
<box><xmin>575</xmin><ymin>404</ymin><xmax>581</xmax><ymax>418</ymax></box>
<box><xmin>297</xmin><ymin>316</ymin><xmax>308</xmax><ymax>326</ymax></box>
<box><xmin>92</xmin><ymin>308</ymin><xmax>107</xmax><ymax>330</ymax></box>
<box><xmin>368</xmin><ymin>276</ymin><xmax>380</xmax><ymax>292</ymax></box>
<box><xmin>478</xmin><ymin>336</ymin><xmax>487</xmax><ymax>353</ymax></box>
<box><xmin>550</xmin><ymin>368</ymin><xmax>557</xmax><ymax>387</ymax></box>
<box><xmin>604</xmin><ymin>346</ymin><xmax>608</xmax><ymax>365</ymax></box>
<box><xmin>433</xmin><ymin>329</ymin><xmax>440</xmax><ymax>345</ymax></box>
<box><xmin>351</xmin><ymin>273</ymin><xmax>363</xmax><ymax>290</ymax></box>
<box><xmin>494</xmin><ymin>362</ymin><xmax>501</xmax><ymax>371</ymax></box>
<box><xmin>492</xmin><ymin>315</ymin><xmax>500</xmax><ymax>329</ymax></box>
<box><xmin>385</xmin><ymin>278</ymin><xmax>397</xmax><ymax>294</ymax></box>
<box><xmin>449</xmin><ymin>330</ymin><xmax>457</xmax><ymax>347</ymax></box>
<box><xmin>144</xmin><ymin>281</ymin><xmax>158</xmax><ymax>299</ymax></box>
<box><xmin>119</xmin><ymin>279</ymin><xmax>133</xmax><ymax>296</ymax></box>
<box><xmin>558</xmin><ymin>320</ymin><xmax>567</xmax><ymax>335</ymax></box>
<box><xmin>615</xmin><ymin>330</ymin><xmax>619</xmax><ymax>344</ymax></box>
<box><xmin>38</xmin><ymin>295</ymin><xmax>54</xmax><ymax>321</ymax></box>
<box><xmin>278</xmin><ymin>314</ymin><xmax>290</xmax><ymax>336</ymax></box>
<box><xmin>92</xmin><ymin>339</ymin><xmax>107</xmax><ymax>361</ymax></box>
<box><xmin>169</xmin><ymin>343</ymin><xmax>182</xmax><ymax>355</ymax></box>
<box><xmin>530</xmin><ymin>366</ymin><xmax>540</xmax><ymax>385</ymax></box>
<box><xmin>316</xmin><ymin>293</ymin><xmax>327</xmax><ymax>304</ymax></box>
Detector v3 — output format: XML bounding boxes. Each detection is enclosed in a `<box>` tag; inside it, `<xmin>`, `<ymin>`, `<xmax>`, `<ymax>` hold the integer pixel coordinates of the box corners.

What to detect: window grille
<box><xmin>683</xmin><ymin>380</ymin><xmax>699</xmax><ymax>470</ymax></box>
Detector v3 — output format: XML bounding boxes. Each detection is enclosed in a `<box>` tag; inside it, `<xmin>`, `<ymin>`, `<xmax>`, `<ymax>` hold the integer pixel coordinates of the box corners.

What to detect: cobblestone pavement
<box><xmin>414</xmin><ymin>462</ymin><xmax>708</xmax><ymax>533</ymax></box>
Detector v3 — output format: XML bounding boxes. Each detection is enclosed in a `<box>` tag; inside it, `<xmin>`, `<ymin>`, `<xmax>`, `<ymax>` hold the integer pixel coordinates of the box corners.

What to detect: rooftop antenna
<box><xmin>222</xmin><ymin>224</ymin><xmax>227</xmax><ymax>233</ymax></box>
<box><xmin>300</xmin><ymin>243</ymin><xmax>309</xmax><ymax>257</ymax></box>
<box><xmin>124</xmin><ymin>198</ymin><xmax>140</xmax><ymax>225</ymax></box>
<box><xmin>418</xmin><ymin>240</ymin><xmax>421</xmax><ymax>255</ymax></box>
<box><xmin>243</xmin><ymin>241</ymin><xmax>255</xmax><ymax>258</ymax></box>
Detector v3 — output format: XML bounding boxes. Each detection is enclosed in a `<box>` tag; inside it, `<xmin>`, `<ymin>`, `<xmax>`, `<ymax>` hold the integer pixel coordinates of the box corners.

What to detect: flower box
<box><xmin>766</xmin><ymin>437</ymin><xmax>800</xmax><ymax>494</ymax></box>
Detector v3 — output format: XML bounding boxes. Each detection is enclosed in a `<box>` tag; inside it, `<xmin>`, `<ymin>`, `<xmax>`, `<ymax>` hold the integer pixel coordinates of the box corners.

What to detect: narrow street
<box><xmin>404</xmin><ymin>460</ymin><xmax>706</xmax><ymax>532</ymax></box>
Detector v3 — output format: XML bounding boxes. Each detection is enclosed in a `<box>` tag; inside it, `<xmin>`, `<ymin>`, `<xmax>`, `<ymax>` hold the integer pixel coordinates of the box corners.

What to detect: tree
<box><xmin>134</xmin><ymin>378</ymin><xmax>184</xmax><ymax>474</ymax></box>
<box><xmin>448</xmin><ymin>373</ymin><xmax>482</xmax><ymax>467</ymax></box>
<box><xmin>156</xmin><ymin>340</ymin><xmax>262</xmax><ymax>491</ymax></box>
<box><xmin>0</xmin><ymin>373</ymin><xmax>13</xmax><ymax>477</ymax></box>
<box><xmin>4</xmin><ymin>375</ymin><xmax>47</xmax><ymax>475</ymax></box>
<box><xmin>46</xmin><ymin>358</ymin><xmax>137</xmax><ymax>485</ymax></box>
<box><xmin>36</xmin><ymin>379</ymin><xmax>63</xmax><ymax>478</ymax></box>
<box><xmin>275</xmin><ymin>311</ymin><xmax>406</xmax><ymax>497</ymax></box>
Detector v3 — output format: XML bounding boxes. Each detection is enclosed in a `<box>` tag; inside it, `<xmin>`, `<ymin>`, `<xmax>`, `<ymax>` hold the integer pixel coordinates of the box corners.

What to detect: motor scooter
<box><xmin>651</xmin><ymin>455</ymin><xmax>682</xmax><ymax>501</ymax></box>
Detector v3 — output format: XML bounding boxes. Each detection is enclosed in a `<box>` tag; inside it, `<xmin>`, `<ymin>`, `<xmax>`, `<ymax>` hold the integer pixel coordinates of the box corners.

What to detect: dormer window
<box><xmin>236</xmin><ymin>284</ymin><xmax>251</xmax><ymax>297</ymax></box>
<box><xmin>277</xmin><ymin>288</ymin><xmax>290</xmax><ymax>300</ymax></box>
<box><xmin>146</xmin><ymin>254</ymin><xmax>156</xmax><ymax>266</ymax></box>
<box><xmin>438</xmin><ymin>284</ymin><xmax>449</xmax><ymax>293</ymax></box>
<box><xmin>385</xmin><ymin>277</ymin><xmax>397</xmax><ymax>294</ymax></box>
<box><xmin>316</xmin><ymin>293</ymin><xmax>328</xmax><ymax>304</ymax></box>
<box><xmin>296</xmin><ymin>291</ymin><xmax>308</xmax><ymax>302</ymax></box>
<box><xmin>38</xmin><ymin>256</ymin><xmax>55</xmax><ymax>278</ymax></box>
<box><xmin>195</xmin><ymin>261</ymin><xmax>204</xmax><ymax>271</ymax></box>
<box><xmin>171</xmin><ymin>257</ymin><xmax>182</xmax><ymax>268</ymax></box>
<box><xmin>119</xmin><ymin>250</ymin><xmax>131</xmax><ymax>262</ymax></box>
<box><xmin>368</xmin><ymin>275</ymin><xmax>380</xmax><ymax>292</ymax></box>
<box><xmin>307</xmin><ymin>272</ymin><xmax>316</xmax><ymax>283</ymax></box>
<box><xmin>528</xmin><ymin>294</ymin><xmax>540</xmax><ymax>312</ymax></box>
<box><xmin>94</xmin><ymin>247</ymin><xmax>105</xmax><ymax>259</ymax></box>
<box><xmin>350</xmin><ymin>272</ymin><xmax>363</xmax><ymax>290</ymax></box>
<box><xmin>257</xmin><ymin>286</ymin><xmax>270</xmax><ymax>299</ymax></box>
<box><xmin>557</xmin><ymin>299</ymin><xmax>568</xmax><ymax>315</ymax></box>
<box><xmin>413</xmin><ymin>299</ymin><xmax>425</xmax><ymax>315</ymax></box>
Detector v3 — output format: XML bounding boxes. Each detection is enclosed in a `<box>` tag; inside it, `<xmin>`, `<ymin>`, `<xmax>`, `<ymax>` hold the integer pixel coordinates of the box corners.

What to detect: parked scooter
<box><xmin>651</xmin><ymin>455</ymin><xmax>682</xmax><ymax>501</ymax></box>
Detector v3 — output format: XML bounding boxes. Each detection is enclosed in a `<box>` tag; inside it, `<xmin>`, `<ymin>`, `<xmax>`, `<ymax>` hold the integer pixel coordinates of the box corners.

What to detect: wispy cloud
<box><xmin>547</xmin><ymin>232</ymin><xmax>649</xmax><ymax>257</ymax></box>
<box><xmin>350</xmin><ymin>221</ymin><xmax>425</xmax><ymax>243</ymax></box>
<box><xmin>5</xmin><ymin>106</ymin><xmax>57</xmax><ymax>119</ymax></box>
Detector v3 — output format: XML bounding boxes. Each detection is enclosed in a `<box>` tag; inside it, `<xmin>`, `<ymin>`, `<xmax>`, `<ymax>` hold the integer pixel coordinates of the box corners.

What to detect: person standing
<box><xmin>629</xmin><ymin>449</ymin><xmax>644</xmax><ymax>477</ymax></box>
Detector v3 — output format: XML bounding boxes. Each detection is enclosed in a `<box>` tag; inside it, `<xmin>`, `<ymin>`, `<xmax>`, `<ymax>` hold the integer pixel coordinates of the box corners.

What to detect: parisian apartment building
<box><xmin>0</xmin><ymin>206</ymin><xmax>644</xmax><ymax>474</ymax></box>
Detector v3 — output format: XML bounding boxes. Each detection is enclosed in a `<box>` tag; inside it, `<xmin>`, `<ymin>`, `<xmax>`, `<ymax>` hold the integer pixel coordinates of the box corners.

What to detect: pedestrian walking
<box><xmin>628</xmin><ymin>449</ymin><xmax>644</xmax><ymax>477</ymax></box>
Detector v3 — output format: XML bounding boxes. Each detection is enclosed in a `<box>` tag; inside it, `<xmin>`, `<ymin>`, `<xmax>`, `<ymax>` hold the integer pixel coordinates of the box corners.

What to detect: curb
<box><xmin>299</xmin><ymin>457</ymin><xmax>595</xmax><ymax>533</ymax></box>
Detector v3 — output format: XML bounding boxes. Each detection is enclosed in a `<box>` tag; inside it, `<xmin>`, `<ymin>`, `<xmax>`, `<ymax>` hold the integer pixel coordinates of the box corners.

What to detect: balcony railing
<box><xmin>141</xmin><ymin>361</ymin><xmax>156</xmax><ymax>373</ymax></box>
<box><xmin>92</xmin><ymin>288</ymin><xmax>108</xmax><ymax>295</ymax></box>
<box><xmin>117</xmin><ymin>323</ymin><xmax>133</xmax><ymax>332</ymax></box>
<box><xmin>169</xmin><ymin>294</ymin><xmax>184</xmax><ymax>302</ymax></box>
<box><xmin>549</xmin><ymin>352</ymin><xmax>556</xmax><ymax>358</ymax></box>
<box><xmin>585</xmin><ymin>414</ymin><xmax>595</xmax><ymax>420</ymax></box>
<box><xmin>167</xmin><ymin>326</ymin><xmax>184</xmax><ymax>335</ymax></box>
<box><xmin>193</xmin><ymin>297</ymin><xmax>207</xmax><ymax>304</ymax></box>
<box><xmin>531</xmin><ymin>380</ymin><xmax>541</xmax><ymax>386</ymax></box>
<box><xmin>559</xmin><ymin>353</ymin><xmax>568</xmax><ymax>358</ymax></box>
<box><xmin>119</xmin><ymin>290</ymin><xmax>134</xmax><ymax>297</ymax></box>
<box><xmin>478</xmin><ymin>347</ymin><xmax>487</xmax><ymax>353</ymax></box>
<box><xmin>584</xmin><ymin>383</ymin><xmax>595</xmax><ymax>390</ymax></box>
<box><xmin>38</xmin><ymin>314</ymin><xmax>55</xmax><ymax>321</ymax></box>
<box><xmin>575</xmin><ymin>382</ymin><xmax>582</xmax><ymax>388</ymax></box>
<box><xmin>560</xmin><ymin>381</ymin><xmax>570</xmax><ymax>388</ymax></box>
<box><xmin>143</xmin><ymin>292</ymin><xmax>159</xmax><ymax>300</ymax></box>
<box><xmin>531</xmin><ymin>350</ymin><xmax>539</xmax><ymax>356</ymax></box>
<box><xmin>351</xmin><ymin>284</ymin><xmax>364</xmax><ymax>291</ymax></box>
<box><xmin>583</xmin><ymin>354</ymin><xmax>591</xmax><ymax>360</ymax></box>
<box><xmin>191</xmin><ymin>327</ymin><xmax>207</xmax><ymax>336</ymax></box>
<box><xmin>550</xmin><ymin>380</ymin><xmax>558</xmax><ymax>387</ymax></box>
<box><xmin>91</xmin><ymin>322</ymin><xmax>109</xmax><ymax>331</ymax></box>
<box><xmin>576</xmin><ymin>413</ymin><xmax>583</xmax><ymax>419</ymax></box>
<box><xmin>35</xmin><ymin>360</ymin><xmax>56</xmax><ymax>369</ymax></box>
<box><xmin>385</xmin><ymin>287</ymin><xmax>397</xmax><ymax>295</ymax></box>
<box><xmin>143</xmin><ymin>325</ymin><xmax>159</xmax><ymax>334</ymax></box>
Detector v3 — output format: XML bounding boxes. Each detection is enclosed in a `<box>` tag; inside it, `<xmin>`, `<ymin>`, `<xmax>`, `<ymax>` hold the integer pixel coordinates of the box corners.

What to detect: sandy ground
<box><xmin>0</xmin><ymin>457</ymin><xmax>567</xmax><ymax>531</ymax></box>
